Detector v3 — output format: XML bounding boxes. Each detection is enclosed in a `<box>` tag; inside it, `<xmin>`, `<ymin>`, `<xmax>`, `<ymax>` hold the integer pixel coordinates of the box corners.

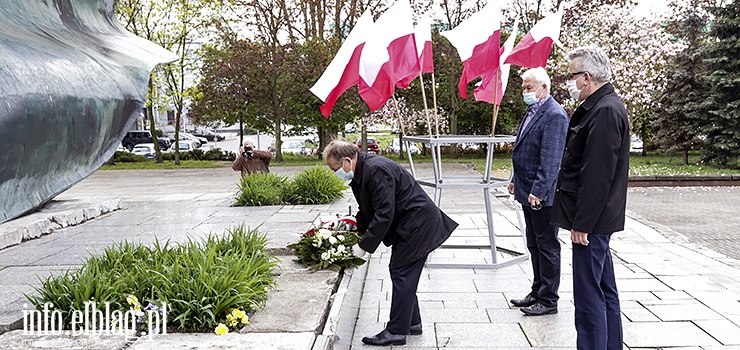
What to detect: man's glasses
<box><xmin>565</xmin><ymin>71</ymin><xmax>586</xmax><ymax>80</ymax></box>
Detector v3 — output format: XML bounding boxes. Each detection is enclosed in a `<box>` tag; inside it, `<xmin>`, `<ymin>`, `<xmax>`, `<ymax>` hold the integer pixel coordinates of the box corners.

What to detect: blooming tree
<box><xmin>553</xmin><ymin>4</ymin><xmax>684</xmax><ymax>146</ymax></box>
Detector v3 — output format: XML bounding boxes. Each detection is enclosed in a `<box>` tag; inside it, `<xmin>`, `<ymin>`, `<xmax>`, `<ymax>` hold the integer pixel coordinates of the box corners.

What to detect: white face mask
<box><xmin>334</xmin><ymin>159</ymin><xmax>354</xmax><ymax>180</ymax></box>
<box><xmin>566</xmin><ymin>79</ymin><xmax>582</xmax><ymax>101</ymax></box>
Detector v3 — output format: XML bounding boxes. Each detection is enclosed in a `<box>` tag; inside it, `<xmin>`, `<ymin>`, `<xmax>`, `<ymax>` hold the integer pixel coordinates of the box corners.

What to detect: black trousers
<box><xmin>522</xmin><ymin>205</ymin><xmax>561</xmax><ymax>307</ymax></box>
<box><xmin>573</xmin><ymin>234</ymin><xmax>622</xmax><ymax>350</ymax></box>
<box><xmin>385</xmin><ymin>253</ymin><xmax>427</xmax><ymax>335</ymax></box>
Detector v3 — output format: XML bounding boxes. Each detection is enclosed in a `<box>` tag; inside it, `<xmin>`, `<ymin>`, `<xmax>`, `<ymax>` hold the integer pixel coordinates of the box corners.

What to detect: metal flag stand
<box><xmin>403</xmin><ymin>134</ymin><xmax>529</xmax><ymax>269</ymax></box>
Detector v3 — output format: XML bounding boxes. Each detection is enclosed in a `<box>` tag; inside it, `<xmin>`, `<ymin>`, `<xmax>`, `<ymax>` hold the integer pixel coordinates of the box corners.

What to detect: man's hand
<box><xmin>528</xmin><ymin>194</ymin><xmax>541</xmax><ymax>209</ymax></box>
<box><xmin>352</xmin><ymin>244</ymin><xmax>367</xmax><ymax>258</ymax></box>
<box><xmin>571</xmin><ymin>229</ymin><xmax>589</xmax><ymax>246</ymax></box>
<box><xmin>508</xmin><ymin>182</ymin><xmax>515</xmax><ymax>195</ymax></box>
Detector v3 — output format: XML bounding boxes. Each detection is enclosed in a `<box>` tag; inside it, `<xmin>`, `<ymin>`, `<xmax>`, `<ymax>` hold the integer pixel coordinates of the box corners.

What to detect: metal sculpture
<box><xmin>0</xmin><ymin>0</ymin><xmax>175</xmax><ymax>223</ymax></box>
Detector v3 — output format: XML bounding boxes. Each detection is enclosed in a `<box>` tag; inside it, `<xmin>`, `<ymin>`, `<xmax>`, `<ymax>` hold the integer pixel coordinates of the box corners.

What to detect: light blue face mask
<box><xmin>334</xmin><ymin>159</ymin><xmax>354</xmax><ymax>180</ymax></box>
<box><xmin>523</xmin><ymin>86</ymin><xmax>542</xmax><ymax>105</ymax></box>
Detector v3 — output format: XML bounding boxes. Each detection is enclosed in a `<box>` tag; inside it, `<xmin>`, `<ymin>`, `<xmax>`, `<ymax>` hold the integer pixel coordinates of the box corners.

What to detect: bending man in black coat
<box><xmin>324</xmin><ymin>140</ymin><xmax>458</xmax><ymax>346</ymax></box>
<box><xmin>552</xmin><ymin>46</ymin><xmax>630</xmax><ymax>350</ymax></box>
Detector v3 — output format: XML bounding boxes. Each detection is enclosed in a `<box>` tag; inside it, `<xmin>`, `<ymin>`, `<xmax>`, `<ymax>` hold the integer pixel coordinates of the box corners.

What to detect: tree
<box><xmin>116</xmin><ymin>0</ymin><xmax>223</xmax><ymax>165</ymax></box>
<box><xmin>700</xmin><ymin>0</ymin><xmax>739</xmax><ymax>167</ymax></box>
<box><xmin>652</xmin><ymin>0</ymin><xmax>712</xmax><ymax>164</ymax></box>
<box><xmin>555</xmin><ymin>4</ymin><xmax>683</xmax><ymax>148</ymax></box>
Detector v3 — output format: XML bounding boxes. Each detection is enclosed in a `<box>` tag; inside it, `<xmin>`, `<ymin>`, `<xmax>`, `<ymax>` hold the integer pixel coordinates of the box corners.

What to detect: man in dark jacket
<box><xmin>508</xmin><ymin>67</ymin><xmax>569</xmax><ymax>316</ymax></box>
<box><xmin>324</xmin><ymin>140</ymin><xmax>458</xmax><ymax>346</ymax></box>
<box><xmin>551</xmin><ymin>46</ymin><xmax>630</xmax><ymax>350</ymax></box>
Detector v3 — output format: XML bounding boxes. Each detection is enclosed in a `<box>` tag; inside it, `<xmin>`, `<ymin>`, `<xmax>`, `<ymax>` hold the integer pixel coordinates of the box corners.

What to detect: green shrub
<box><xmin>189</xmin><ymin>148</ymin><xmax>205</xmax><ymax>161</ymax></box>
<box><xmin>235</xmin><ymin>172</ymin><xmax>288</xmax><ymax>206</ymax></box>
<box><xmin>162</xmin><ymin>151</ymin><xmax>192</xmax><ymax>161</ymax></box>
<box><xmin>113</xmin><ymin>151</ymin><xmax>147</xmax><ymax>163</ymax></box>
<box><xmin>26</xmin><ymin>226</ymin><xmax>278</xmax><ymax>333</ymax></box>
<box><xmin>285</xmin><ymin>167</ymin><xmax>348</xmax><ymax>204</ymax></box>
<box><xmin>203</xmin><ymin>148</ymin><xmax>236</xmax><ymax>161</ymax></box>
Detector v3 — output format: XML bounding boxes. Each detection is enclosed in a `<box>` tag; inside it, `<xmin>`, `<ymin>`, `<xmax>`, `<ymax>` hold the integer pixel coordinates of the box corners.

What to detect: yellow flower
<box><xmin>226</xmin><ymin>314</ymin><xmax>238</xmax><ymax>327</ymax></box>
<box><xmin>214</xmin><ymin>323</ymin><xmax>229</xmax><ymax>335</ymax></box>
<box><xmin>126</xmin><ymin>295</ymin><xmax>139</xmax><ymax>306</ymax></box>
<box><xmin>231</xmin><ymin>309</ymin><xmax>248</xmax><ymax>325</ymax></box>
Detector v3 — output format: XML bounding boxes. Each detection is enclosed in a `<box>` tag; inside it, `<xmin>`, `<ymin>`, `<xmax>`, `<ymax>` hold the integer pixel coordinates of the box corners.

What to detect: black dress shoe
<box><xmin>521</xmin><ymin>302</ymin><xmax>558</xmax><ymax>316</ymax></box>
<box><xmin>362</xmin><ymin>329</ymin><xmax>407</xmax><ymax>346</ymax></box>
<box><xmin>409</xmin><ymin>323</ymin><xmax>422</xmax><ymax>335</ymax></box>
<box><xmin>510</xmin><ymin>294</ymin><xmax>538</xmax><ymax>307</ymax></box>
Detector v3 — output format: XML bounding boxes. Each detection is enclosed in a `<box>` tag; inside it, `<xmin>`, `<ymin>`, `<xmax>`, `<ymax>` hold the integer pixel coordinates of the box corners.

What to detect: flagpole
<box><xmin>391</xmin><ymin>95</ymin><xmax>406</xmax><ymax>136</ymax></box>
<box><xmin>491</xmin><ymin>69</ymin><xmax>500</xmax><ymax>136</ymax></box>
<box><xmin>419</xmin><ymin>72</ymin><xmax>433</xmax><ymax>136</ymax></box>
<box><xmin>431</xmin><ymin>73</ymin><xmax>440</xmax><ymax>135</ymax></box>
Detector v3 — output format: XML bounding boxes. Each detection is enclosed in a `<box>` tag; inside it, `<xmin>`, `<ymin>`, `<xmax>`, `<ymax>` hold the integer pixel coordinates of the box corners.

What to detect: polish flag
<box><xmin>310</xmin><ymin>11</ymin><xmax>374</xmax><ymax>118</ymax></box>
<box><xmin>504</xmin><ymin>10</ymin><xmax>563</xmax><ymax>68</ymax></box>
<box><xmin>358</xmin><ymin>0</ymin><xmax>419</xmax><ymax>111</ymax></box>
<box><xmin>415</xmin><ymin>14</ymin><xmax>434</xmax><ymax>74</ymax></box>
<box><xmin>474</xmin><ymin>19</ymin><xmax>520</xmax><ymax>105</ymax></box>
<box><xmin>441</xmin><ymin>1</ymin><xmax>502</xmax><ymax>98</ymax></box>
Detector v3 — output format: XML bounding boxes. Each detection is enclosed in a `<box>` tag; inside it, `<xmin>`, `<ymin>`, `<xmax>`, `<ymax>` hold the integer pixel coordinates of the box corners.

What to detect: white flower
<box><xmin>337</xmin><ymin>245</ymin><xmax>346</xmax><ymax>253</ymax></box>
<box><xmin>317</xmin><ymin>229</ymin><xmax>332</xmax><ymax>240</ymax></box>
<box><xmin>328</xmin><ymin>236</ymin><xmax>337</xmax><ymax>245</ymax></box>
<box><xmin>321</xmin><ymin>252</ymin><xmax>330</xmax><ymax>261</ymax></box>
<box><xmin>337</xmin><ymin>235</ymin><xmax>345</xmax><ymax>241</ymax></box>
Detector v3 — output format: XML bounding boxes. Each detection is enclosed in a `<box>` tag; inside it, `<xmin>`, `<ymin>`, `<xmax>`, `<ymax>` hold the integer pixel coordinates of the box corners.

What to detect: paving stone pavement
<box><xmin>0</xmin><ymin>163</ymin><xmax>739</xmax><ymax>350</ymax></box>
<box><xmin>626</xmin><ymin>186</ymin><xmax>740</xmax><ymax>263</ymax></box>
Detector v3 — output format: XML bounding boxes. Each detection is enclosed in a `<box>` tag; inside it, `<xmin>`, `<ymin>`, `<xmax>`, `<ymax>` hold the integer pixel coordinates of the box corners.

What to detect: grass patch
<box><xmin>100</xmin><ymin>160</ymin><xmax>226</xmax><ymax>170</ymax></box>
<box><xmin>628</xmin><ymin>152</ymin><xmax>738</xmax><ymax>175</ymax></box>
<box><xmin>27</xmin><ymin>226</ymin><xmax>278</xmax><ymax>333</ymax></box>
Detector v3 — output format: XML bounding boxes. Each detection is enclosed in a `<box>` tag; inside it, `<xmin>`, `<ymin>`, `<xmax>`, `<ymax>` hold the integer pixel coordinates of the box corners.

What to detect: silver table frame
<box><xmin>403</xmin><ymin>135</ymin><xmax>528</xmax><ymax>269</ymax></box>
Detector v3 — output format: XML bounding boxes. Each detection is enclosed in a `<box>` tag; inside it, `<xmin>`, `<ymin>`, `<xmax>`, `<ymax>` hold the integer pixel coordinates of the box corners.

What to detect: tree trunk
<box><xmin>147</xmin><ymin>78</ymin><xmax>163</xmax><ymax>163</ymax></box>
<box><xmin>683</xmin><ymin>148</ymin><xmax>690</xmax><ymax>165</ymax></box>
<box><xmin>399</xmin><ymin>132</ymin><xmax>405</xmax><ymax>160</ymax></box>
<box><xmin>450</xmin><ymin>111</ymin><xmax>458</xmax><ymax>159</ymax></box>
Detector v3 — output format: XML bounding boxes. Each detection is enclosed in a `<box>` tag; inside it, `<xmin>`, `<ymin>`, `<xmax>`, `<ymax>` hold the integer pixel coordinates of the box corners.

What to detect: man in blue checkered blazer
<box><xmin>508</xmin><ymin>67</ymin><xmax>569</xmax><ymax>316</ymax></box>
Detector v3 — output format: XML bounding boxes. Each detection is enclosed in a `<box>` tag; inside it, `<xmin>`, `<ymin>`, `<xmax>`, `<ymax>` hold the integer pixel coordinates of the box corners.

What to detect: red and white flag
<box><xmin>415</xmin><ymin>14</ymin><xmax>434</xmax><ymax>74</ymax></box>
<box><xmin>310</xmin><ymin>11</ymin><xmax>374</xmax><ymax>118</ymax></box>
<box><xmin>474</xmin><ymin>19</ymin><xmax>519</xmax><ymax>105</ymax></box>
<box><xmin>441</xmin><ymin>1</ymin><xmax>502</xmax><ymax>98</ymax></box>
<box><xmin>504</xmin><ymin>10</ymin><xmax>563</xmax><ymax>68</ymax></box>
<box><xmin>358</xmin><ymin>0</ymin><xmax>419</xmax><ymax>111</ymax></box>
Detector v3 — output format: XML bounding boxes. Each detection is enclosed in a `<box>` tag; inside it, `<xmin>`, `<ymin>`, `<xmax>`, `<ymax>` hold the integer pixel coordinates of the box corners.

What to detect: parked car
<box><xmin>164</xmin><ymin>132</ymin><xmax>206</xmax><ymax>147</ymax></box>
<box><xmin>131</xmin><ymin>143</ymin><xmax>156</xmax><ymax>159</ymax></box>
<box><xmin>191</xmin><ymin>128</ymin><xmax>225</xmax><ymax>142</ymax></box>
<box><xmin>366</xmin><ymin>124</ymin><xmax>378</xmax><ymax>133</ymax></box>
<box><xmin>630</xmin><ymin>135</ymin><xmax>643</xmax><ymax>153</ymax></box>
<box><xmin>356</xmin><ymin>137</ymin><xmax>380</xmax><ymax>154</ymax></box>
<box><xmin>281</xmin><ymin>139</ymin><xmax>307</xmax><ymax>155</ymax></box>
<box><xmin>344</xmin><ymin>124</ymin><xmax>357</xmax><ymax>134</ymax></box>
<box><xmin>169</xmin><ymin>140</ymin><xmax>199</xmax><ymax>152</ymax></box>
<box><xmin>389</xmin><ymin>138</ymin><xmax>421</xmax><ymax>154</ymax></box>
<box><xmin>122</xmin><ymin>130</ymin><xmax>170</xmax><ymax>151</ymax></box>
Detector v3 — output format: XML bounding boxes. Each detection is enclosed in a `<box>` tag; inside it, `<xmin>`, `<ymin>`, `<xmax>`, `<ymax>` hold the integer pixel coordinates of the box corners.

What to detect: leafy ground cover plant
<box><xmin>235</xmin><ymin>167</ymin><xmax>347</xmax><ymax>206</ymax></box>
<box><xmin>235</xmin><ymin>172</ymin><xmax>288</xmax><ymax>206</ymax></box>
<box><xmin>27</xmin><ymin>225</ymin><xmax>278</xmax><ymax>334</ymax></box>
<box><xmin>285</xmin><ymin>167</ymin><xmax>348</xmax><ymax>204</ymax></box>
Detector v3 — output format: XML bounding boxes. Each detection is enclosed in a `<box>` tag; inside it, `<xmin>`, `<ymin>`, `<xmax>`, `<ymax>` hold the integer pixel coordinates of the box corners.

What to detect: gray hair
<box><xmin>566</xmin><ymin>46</ymin><xmax>612</xmax><ymax>83</ymax></box>
<box><xmin>323</xmin><ymin>140</ymin><xmax>359</xmax><ymax>164</ymax></box>
<box><xmin>520</xmin><ymin>67</ymin><xmax>551</xmax><ymax>91</ymax></box>
<box><xmin>243</xmin><ymin>138</ymin><xmax>255</xmax><ymax>146</ymax></box>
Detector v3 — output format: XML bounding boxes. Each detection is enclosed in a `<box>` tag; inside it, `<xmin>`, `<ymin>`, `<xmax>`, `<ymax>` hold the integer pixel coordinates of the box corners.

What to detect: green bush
<box><xmin>26</xmin><ymin>226</ymin><xmax>278</xmax><ymax>333</ymax></box>
<box><xmin>235</xmin><ymin>172</ymin><xmax>288</xmax><ymax>206</ymax></box>
<box><xmin>204</xmin><ymin>148</ymin><xmax>236</xmax><ymax>161</ymax></box>
<box><xmin>285</xmin><ymin>167</ymin><xmax>348</xmax><ymax>204</ymax></box>
<box><xmin>113</xmin><ymin>151</ymin><xmax>147</xmax><ymax>163</ymax></box>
